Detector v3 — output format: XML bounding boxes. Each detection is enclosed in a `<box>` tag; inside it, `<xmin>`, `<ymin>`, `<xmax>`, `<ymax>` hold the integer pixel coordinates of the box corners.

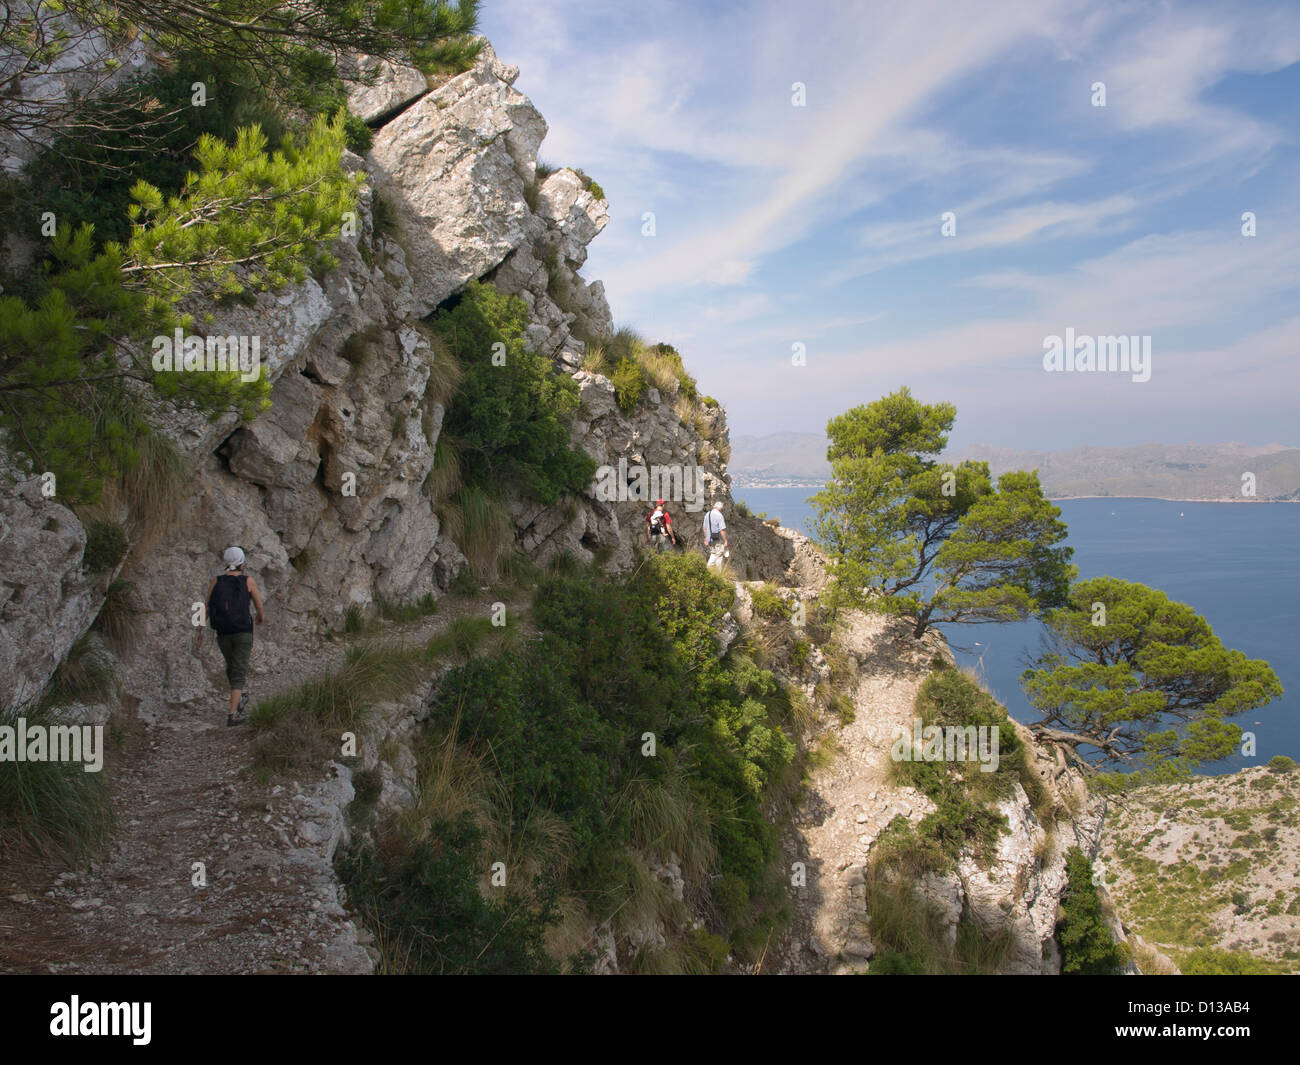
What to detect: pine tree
<box><xmin>0</xmin><ymin>112</ymin><xmax>359</xmax><ymax>502</ymax></box>
<box><xmin>1021</xmin><ymin>577</ymin><xmax>1282</xmax><ymax>778</ymax></box>
<box><xmin>812</xmin><ymin>388</ymin><xmax>1075</xmax><ymax>637</ymax></box>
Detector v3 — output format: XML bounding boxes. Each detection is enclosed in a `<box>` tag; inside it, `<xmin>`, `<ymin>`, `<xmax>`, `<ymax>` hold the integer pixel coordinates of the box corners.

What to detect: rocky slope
<box><xmin>764</xmin><ymin>601</ymin><xmax>1122</xmax><ymax>975</ymax></box>
<box><xmin>1</xmin><ymin>35</ymin><xmax>1123</xmax><ymax>975</ymax></box>
<box><xmin>1098</xmin><ymin>764</ymin><xmax>1300</xmax><ymax>972</ymax></box>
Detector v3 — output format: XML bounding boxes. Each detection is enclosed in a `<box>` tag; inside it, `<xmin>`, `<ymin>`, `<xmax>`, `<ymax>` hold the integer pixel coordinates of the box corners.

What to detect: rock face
<box><xmin>0</xmin><ymin>455</ymin><xmax>97</xmax><ymax>711</ymax></box>
<box><xmin>343</xmin><ymin>55</ymin><xmax>429</xmax><ymax>124</ymax></box>
<box><xmin>367</xmin><ymin>41</ymin><xmax>545</xmax><ymax>316</ymax></box>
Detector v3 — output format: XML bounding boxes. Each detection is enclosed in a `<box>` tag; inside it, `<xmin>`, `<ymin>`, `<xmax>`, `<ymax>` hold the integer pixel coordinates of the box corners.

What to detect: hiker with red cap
<box><xmin>646</xmin><ymin>497</ymin><xmax>678</xmax><ymax>552</ymax></box>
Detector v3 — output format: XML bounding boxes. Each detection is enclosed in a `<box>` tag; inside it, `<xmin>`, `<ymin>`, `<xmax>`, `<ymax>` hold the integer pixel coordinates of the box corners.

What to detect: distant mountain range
<box><xmin>729</xmin><ymin>434</ymin><xmax>1300</xmax><ymax>501</ymax></box>
<box><xmin>729</xmin><ymin>433</ymin><xmax>831</xmax><ymax>486</ymax></box>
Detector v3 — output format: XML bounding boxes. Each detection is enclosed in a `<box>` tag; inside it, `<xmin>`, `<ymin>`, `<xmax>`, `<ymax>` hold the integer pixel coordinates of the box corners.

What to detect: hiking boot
<box><xmin>226</xmin><ymin>711</ymin><xmax>246</xmax><ymax>727</ymax></box>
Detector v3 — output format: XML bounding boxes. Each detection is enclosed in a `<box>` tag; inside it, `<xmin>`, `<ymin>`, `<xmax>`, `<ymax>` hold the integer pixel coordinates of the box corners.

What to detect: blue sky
<box><xmin>478</xmin><ymin>0</ymin><xmax>1300</xmax><ymax>450</ymax></box>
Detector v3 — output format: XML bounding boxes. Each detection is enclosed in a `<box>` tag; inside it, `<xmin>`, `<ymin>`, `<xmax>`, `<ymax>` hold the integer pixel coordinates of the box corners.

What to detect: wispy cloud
<box><xmin>480</xmin><ymin>0</ymin><xmax>1300</xmax><ymax>445</ymax></box>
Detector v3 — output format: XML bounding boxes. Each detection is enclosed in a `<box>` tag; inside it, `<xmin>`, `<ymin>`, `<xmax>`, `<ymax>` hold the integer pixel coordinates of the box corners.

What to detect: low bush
<box><xmin>749</xmin><ymin>583</ymin><xmax>789</xmax><ymax>621</ymax></box>
<box><xmin>431</xmin><ymin>281</ymin><xmax>595</xmax><ymax>505</ymax></box>
<box><xmin>83</xmin><ymin>520</ymin><xmax>129</xmax><ymax>574</ymax></box>
<box><xmin>362</xmin><ymin>553</ymin><xmax>800</xmax><ymax>970</ymax></box>
<box><xmin>879</xmin><ymin>665</ymin><xmax>1044</xmax><ymax>873</ymax></box>
<box><xmin>609</xmin><ymin>355</ymin><xmax>647</xmax><ymax>413</ymax></box>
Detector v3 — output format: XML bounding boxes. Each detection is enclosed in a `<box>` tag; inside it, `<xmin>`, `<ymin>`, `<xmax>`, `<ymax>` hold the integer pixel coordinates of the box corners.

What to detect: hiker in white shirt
<box><xmin>703</xmin><ymin>501</ymin><xmax>729</xmax><ymax>572</ymax></box>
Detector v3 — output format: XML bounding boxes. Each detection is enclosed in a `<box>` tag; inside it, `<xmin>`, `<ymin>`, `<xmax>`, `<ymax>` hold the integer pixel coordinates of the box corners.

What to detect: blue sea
<box><xmin>735</xmin><ymin>487</ymin><xmax>1299</xmax><ymax>771</ymax></box>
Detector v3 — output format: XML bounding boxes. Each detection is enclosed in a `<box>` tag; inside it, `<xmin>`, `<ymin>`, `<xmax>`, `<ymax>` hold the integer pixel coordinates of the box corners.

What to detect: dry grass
<box><xmin>581</xmin><ymin>343</ymin><xmax>607</xmax><ymax>375</ymax></box>
<box><xmin>425</xmin><ymin>435</ymin><xmax>462</xmax><ymax>503</ymax></box>
<box><xmin>419</xmin><ymin>331</ymin><xmax>464</xmax><ymax>409</ymax></box>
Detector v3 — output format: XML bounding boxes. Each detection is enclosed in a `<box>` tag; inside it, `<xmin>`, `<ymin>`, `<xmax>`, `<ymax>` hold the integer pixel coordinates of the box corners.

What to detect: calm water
<box><xmin>736</xmin><ymin>488</ymin><xmax>1299</xmax><ymax>770</ymax></box>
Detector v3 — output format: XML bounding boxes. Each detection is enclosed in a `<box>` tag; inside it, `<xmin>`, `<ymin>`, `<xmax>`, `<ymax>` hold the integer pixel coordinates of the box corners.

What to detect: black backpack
<box><xmin>209</xmin><ymin>573</ymin><xmax>253</xmax><ymax>635</ymax></box>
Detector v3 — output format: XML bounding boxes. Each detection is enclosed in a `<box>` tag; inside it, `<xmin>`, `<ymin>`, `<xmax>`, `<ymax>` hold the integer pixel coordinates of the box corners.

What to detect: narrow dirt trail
<box><xmin>771</xmin><ymin>611</ymin><xmax>949</xmax><ymax>974</ymax></box>
<box><xmin>0</xmin><ymin>595</ymin><xmax>503</xmax><ymax>975</ymax></box>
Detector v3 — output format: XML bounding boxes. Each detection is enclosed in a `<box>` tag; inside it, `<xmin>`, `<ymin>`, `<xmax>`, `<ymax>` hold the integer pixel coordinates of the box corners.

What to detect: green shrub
<box><xmin>342</xmin><ymin>112</ymin><xmax>373</xmax><ymax>154</ymax></box>
<box><xmin>432</xmin><ymin>281</ymin><xmax>596</xmax><ymax>504</ymax></box>
<box><xmin>414</xmin><ymin>553</ymin><xmax>797</xmax><ymax>963</ymax></box>
<box><xmin>1057</xmin><ymin>848</ymin><xmax>1130</xmax><ymax>974</ymax></box>
<box><xmin>873</xmin><ymin>667</ymin><xmax>1050</xmax><ymax>874</ymax></box>
<box><xmin>750</xmin><ymin>583</ymin><xmax>788</xmax><ymax>621</ymax></box>
<box><xmin>83</xmin><ymin>520</ymin><xmax>129</xmax><ymax>574</ymax></box>
<box><xmin>609</xmin><ymin>356</ymin><xmax>647</xmax><ymax>413</ymax></box>
<box><xmin>338</xmin><ymin>814</ymin><xmax>561</xmax><ymax>974</ymax></box>
<box><xmin>572</xmin><ymin>168</ymin><xmax>605</xmax><ymax>201</ymax></box>
<box><xmin>1267</xmin><ymin>755</ymin><xmax>1296</xmax><ymax>772</ymax></box>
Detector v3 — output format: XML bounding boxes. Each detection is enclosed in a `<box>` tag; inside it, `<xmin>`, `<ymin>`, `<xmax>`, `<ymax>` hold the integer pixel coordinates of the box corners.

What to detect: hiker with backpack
<box><xmin>703</xmin><ymin>501</ymin><xmax>729</xmax><ymax>572</ymax></box>
<box><xmin>646</xmin><ymin>497</ymin><xmax>678</xmax><ymax>552</ymax></box>
<box><xmin>193</xmin><ymin>546</ymin><xmax>265</xmax><ymax>726</ymax></box>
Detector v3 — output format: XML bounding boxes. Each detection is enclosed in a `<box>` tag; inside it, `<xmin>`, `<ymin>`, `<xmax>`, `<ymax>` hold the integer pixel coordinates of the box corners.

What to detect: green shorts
<box><xmin>216</xmin><ymin>632</ymin><xmax>254</xmax><ymax>689</ymax></box>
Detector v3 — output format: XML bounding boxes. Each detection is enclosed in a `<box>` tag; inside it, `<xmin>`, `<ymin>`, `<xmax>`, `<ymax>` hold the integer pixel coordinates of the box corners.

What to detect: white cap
<box><xmin>713</xmin><ymin>501</ymin><xmax>724</xmax><ymax>511</ymax></box>
<box><xmin>222</xmin><ymin>546</ymin><xmax>246</xmax><ymax>569</ymax></box>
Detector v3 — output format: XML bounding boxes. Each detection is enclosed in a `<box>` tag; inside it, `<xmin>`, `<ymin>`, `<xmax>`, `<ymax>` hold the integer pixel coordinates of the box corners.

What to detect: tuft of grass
<box><xmin>605</xmin><ymin>326</ymin><xmax>642</xmax><ymax>363</ymax></box>
<box><xmin>456</xmin><ymin>485</ymin><xmax>514</xmax><ymax>580</ymax></box>
<box><xmin>378</xmin><ymin>594</ymin><xmax>439</xmax><ymax>624</ymax></box>
<box><xmin>581</xmin><ymin>343</ymin><xmax>607</xmax><ymax>376</ymax></box>
<box><xmin>0</xmin><ymin>701</ymin><xmax>114</xmax><ymax>864</ymax></box>
<box><xmin>863</xmin><ymin>862</ymin><xmax>1016</xmax><ymax>974</ymax></box>
<box><xmin>42</xmin><ymin>635</ymin><xmax>115</xmax><ymax>709</ymax></box>
<box><xmin>118</xmin><ymin>430</ymin><xmax>187</xmax><ymax>547</ymax></box>
<box><xmin>425</xmin><ymin>616</ymin><xmax>497</xmax><ymax>661</ymax></box>
<box><xmin>371</xmin><ymin>190</ymin><xmax>396</xmax><ymax>236</ymax></box>
<box><xmin>250</xmin><ymin>640</ymin><xmax>430</xmax><ymax>772</ymax></box>
<box><xmin>91</xmin><ymin>579</ymin><xmax>143</xmax><ymax>653</ymax></box>
<box><xmin>410</xmin><ymin>326</ymin><xmax>463</xmax><ymax>409</ymax></box>
<box><xmin>618</xmin><ymin>766</ymin><xmax>717</xmax><ymax>889</ymax></box>
<box><xmin>342</xmin><ymin>603</ymin><xmax>371</xmax><ymax>636</ymax></box>
<box><xmin>750</xmin><ymin>583</ymin><xmax>789</xmax><ymax>621</ymax></box>
<box><xmin>425</xmin><ymin>435</ymin><xmax>463</xmax><ymax>503</ymax></box>
<box><xmin>341</xmin><ymin>323</ymin><xmax>385</xmax><ymax>373</ymax></box>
